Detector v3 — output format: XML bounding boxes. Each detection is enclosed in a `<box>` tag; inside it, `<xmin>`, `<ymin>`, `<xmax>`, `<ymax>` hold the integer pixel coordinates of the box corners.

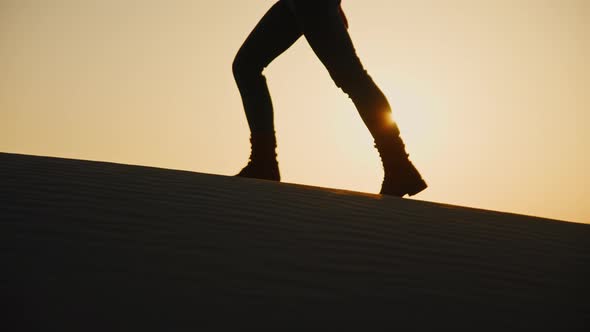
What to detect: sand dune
<box><xmin>1</xmin><ymin>152</ymin><xmax>588</xmax><ymax>330</ymax></box>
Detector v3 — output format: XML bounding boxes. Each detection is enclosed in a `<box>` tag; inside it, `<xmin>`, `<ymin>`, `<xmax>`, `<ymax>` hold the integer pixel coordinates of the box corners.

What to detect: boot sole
<box><xmin>235</xmin><ymin>173</ymin><xmax>281</xmax><ymax>182</ymax></box>
<box><xmin>380</xmin><ymin>179</ymin><xmax>428</xmax><ymax>197</ymax></box>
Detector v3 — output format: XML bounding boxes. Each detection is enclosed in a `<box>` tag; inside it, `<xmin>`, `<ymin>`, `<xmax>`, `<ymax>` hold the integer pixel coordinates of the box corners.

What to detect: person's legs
<box><xmin>294</xmin><ymin>2</ymin><xmax>427</xmax><ymax>196</ymax></box>
<box><xmin>233</xmin><ymin>1</ymin><xmax>303</xmax><ymax>181</ymax></box>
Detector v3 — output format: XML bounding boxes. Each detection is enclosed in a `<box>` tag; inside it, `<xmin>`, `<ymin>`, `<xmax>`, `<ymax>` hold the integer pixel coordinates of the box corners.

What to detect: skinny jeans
<box><xmin>233</xmin><ymin>0</ymin><xmax>398</xmax><ymax>138</ymax></box>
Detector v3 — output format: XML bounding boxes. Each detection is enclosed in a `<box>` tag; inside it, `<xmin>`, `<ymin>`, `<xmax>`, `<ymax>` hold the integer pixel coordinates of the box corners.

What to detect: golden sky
<box><xmin>1</xmin><ymin>0</ymin><xmax>588</xmax><ymax>223</ymax></box>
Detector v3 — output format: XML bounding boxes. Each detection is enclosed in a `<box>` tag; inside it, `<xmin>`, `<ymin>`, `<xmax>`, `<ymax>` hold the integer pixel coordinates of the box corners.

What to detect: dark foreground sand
<box><xmin>1</xmin><ymin>152</ymin><xmax>589</xmax><ymax>330</ymax></box>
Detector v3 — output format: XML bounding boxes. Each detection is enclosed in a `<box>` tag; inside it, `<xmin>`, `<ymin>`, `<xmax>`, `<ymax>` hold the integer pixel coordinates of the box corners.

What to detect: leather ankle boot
<box><xmin>375</xmin><ymin>134</ymin><xmax>427</xmax><ymax>197</ymax></box>
<box><xmin>235</xmin><ymin>132</ymin><xmax>280</xmax><ymax>181</ymax></box>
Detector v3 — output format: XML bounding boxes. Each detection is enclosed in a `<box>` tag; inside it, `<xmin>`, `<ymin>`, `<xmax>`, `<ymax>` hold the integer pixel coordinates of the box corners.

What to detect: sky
<box><xmin>1</xmin><ymin>0</ymin><xmax>588</xmax><ymax>223</ymax></box>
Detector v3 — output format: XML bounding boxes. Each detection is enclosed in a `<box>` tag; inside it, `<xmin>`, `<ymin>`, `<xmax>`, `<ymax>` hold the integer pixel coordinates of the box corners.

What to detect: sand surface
<box><xmin>1</xmin><ymin>152</ymin><xmax>589</xmax><ymax>330</ymax></box>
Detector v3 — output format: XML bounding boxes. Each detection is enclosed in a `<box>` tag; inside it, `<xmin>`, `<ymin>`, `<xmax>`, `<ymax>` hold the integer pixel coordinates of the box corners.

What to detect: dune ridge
<box><xmin>1</xmin><ymin>152</ymin><xmax>588</xmax><ymax>330</ymax></box>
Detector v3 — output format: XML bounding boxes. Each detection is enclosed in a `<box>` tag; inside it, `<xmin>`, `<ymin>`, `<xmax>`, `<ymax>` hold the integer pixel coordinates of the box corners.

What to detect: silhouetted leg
<box><xmin>295</xmin><ymin>3</ymin><xmax>427</xmax><ymax>196</ymax></box>
<box><xmin>232</xmin><ymin>1</ymin><xmax>303</xmax><ymax>133</ymax></box>
<box><xmin>296</xmin><ymin>3</ymin><xmax>396</xmax><ymax>139</ymax></box>
<box><xmin>233</xmin><ymin>1</ymin><xmax>303</xmax><ymax>181</ymax></box>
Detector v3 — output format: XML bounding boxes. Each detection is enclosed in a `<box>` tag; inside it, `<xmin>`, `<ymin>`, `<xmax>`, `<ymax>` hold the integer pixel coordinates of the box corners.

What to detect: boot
<box><xmin>235</xmin><ymin>132</ymin><xmax>280</xmax><ymax>181</ymax></box>
<box><xmin>375</xmin><ymin>132</ymin><xmax>427</xmax><ymax>197</ymax></box>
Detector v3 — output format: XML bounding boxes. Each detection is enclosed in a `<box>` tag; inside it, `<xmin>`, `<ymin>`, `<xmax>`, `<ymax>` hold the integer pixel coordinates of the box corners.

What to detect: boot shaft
<box><xmin>374</xmin><ymin>134</ymin><xmax>409</xmax><ymax>174</ymax></box>
<box><xmin>250</xmin><ymin>131</ymin><xmax>278</xmax><ymax>161</ymax></box>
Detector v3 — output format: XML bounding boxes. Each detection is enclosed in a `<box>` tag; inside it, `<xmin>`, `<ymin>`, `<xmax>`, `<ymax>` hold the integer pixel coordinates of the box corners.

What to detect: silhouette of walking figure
<box><xmin>234</xmin><ymin>0</ymin><xmax>427</xmax><ymax>197</ymax></box>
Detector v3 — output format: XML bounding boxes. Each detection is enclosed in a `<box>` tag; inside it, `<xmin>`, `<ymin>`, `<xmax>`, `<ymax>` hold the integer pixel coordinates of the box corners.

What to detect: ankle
<box><xmin>249</xmin><ymin>131</ymin><xmax>278</xmax><ymax>161</ymax></box>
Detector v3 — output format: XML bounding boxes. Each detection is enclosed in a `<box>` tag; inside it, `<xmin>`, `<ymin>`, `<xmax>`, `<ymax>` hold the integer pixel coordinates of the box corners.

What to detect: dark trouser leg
<box><xmin>233</xmin><ymin>1</ymin><xmax>303</xmax><ymax>181</ymax></box>
<box><xmin>296</xmin><ymin>2</ymin><xmax>397</xmax><ymax>139</ymax></box>
<box><xmin>232</xmin><ymin>1</ymin><xmax>302</xmax><ymax>134</ymax></box>
<box><xmin>295</xmin><ymin>3</ymin><xmax>427</xmax><ymax>196</ymax></box>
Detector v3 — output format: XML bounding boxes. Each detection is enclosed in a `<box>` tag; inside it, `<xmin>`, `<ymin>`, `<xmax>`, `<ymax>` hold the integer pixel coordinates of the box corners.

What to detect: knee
<box><xmin>232</xmin><ymin>54</ymin><xmax>245</xmax><ymax>82</ymax></box>
<box><xmin>232</xmin><ymin>52</ymin><xmax>262</xmax><ymax>83</ymax></box>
